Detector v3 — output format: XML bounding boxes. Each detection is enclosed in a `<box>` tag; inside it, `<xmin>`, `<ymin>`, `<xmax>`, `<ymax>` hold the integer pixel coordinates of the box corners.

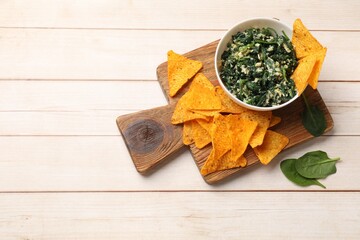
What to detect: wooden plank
<box><xmin>0</xmin><ymin>81</ymin><xmax>167</xmax><ymax>111</ymax></box>
<box><xmin>0</xmin><ymin>29</ymin><xmax>358</xmax><ymax>80</ymax></box>
<box><xmin>0</xmin><ymin>136</ymin><xmax>357</xmax><ymax>191</ymax></box>
<box><xmin>0</xmin><ymin>82</ymin><xmax>358</xmax><ymax>136</ymax></box>
<box><xmin>0</xmin><ymin>192</ymin><xmax>359</xmax><ymax>239</ymax></box>
<box><xmin>0</xmin><ymin>102</ymin><xmax>358</xmax><ymax>136</ymax></box>
<box><xmin>0</xmin><ymin>0</ymin><xmax>359</xmax><ymax>30</ymax></box>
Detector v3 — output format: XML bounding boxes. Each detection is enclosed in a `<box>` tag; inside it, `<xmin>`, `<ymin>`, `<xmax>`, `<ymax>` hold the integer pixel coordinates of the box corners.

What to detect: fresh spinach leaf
<box><xmin>301</xmin><ymin>93</ymin><xmax>327</xmax><ymax>137</ymax></box>
<box><xmin>280</xmin><ymin>159</ymin><xmax>326</xmax><ymax>188</ymax></box>
<box><xmin>295</xmin><ymin>150</ymin><xmax>340</xmax><ymax>179</ymax></box>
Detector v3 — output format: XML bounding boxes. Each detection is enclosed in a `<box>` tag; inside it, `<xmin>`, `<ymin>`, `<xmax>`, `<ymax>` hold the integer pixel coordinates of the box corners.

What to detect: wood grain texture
<box><xmin>157</xmin><ymin>40</ymin><xmax>334</xmax><ymax>184</ymax></box>
<box><xmin>0</xmin><ymin>1</ymin><xmax>359</xmax><ymax>239</ymax></box>
<box><xmin>117</xmin><ymin>104</ymin><xmax>184</xmax><ymax>173</ymax></box>
<box><xmin>0</xmin><ymin>81</ymin><xmax>358</xmax><ymax>136</ymax></box>
<box><xmin>0</xmin><ymin>192</ymin><xmax>359</xmax><ymax>239</ymax></box>
<box><xmin>0</xmin><ymin>135</ymin><xmax>358</xmax><ymax>191</ymax></box>
<box><xmin>0</xmin><ymin>0</ymin><xmax>359</xmax><ymax>30</ymax></box>
<box><xmin>0</xmin><ymin>29</ymin><xmax>358</xmax><ymax>80</ymax></box>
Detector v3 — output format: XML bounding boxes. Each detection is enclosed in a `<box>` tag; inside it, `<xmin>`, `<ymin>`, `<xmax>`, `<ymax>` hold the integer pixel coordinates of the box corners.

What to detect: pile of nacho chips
<box><xmin>291</xmin><ymin>18</ymin><xmax>327</xmax><ymax>95</ymax></box>
<box><xmin>167</xmin><ymin>50</ymin><xmax>289</xmax><ymax>176</ymax></box>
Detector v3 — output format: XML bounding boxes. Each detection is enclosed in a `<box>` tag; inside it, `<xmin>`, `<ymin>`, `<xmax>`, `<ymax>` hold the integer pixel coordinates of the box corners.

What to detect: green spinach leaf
<box><xmin>302</xmin><ymin>93</ymin><xmax>327</xmax><ymax>137</ymax></box>
<box><xmin>280</xmin><ymin>159</ymin><xmax>326</xmax><ymax>188</ymax></box>
<box><xmin>295</xmin><ymin>150</ymin><xmax>340</xmax><ymax>179</ymax></box>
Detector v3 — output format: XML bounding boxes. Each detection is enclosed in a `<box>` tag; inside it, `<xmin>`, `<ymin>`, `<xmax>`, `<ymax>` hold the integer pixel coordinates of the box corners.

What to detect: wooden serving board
<box><xmin>117</xmin><ymin>40</ymin><xmax>334</xmax><ymax>184</ymax></box>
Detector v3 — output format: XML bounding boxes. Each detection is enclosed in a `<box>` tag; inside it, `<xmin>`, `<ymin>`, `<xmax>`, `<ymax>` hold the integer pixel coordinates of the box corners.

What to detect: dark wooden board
<box><xmin>155</xmin><ymin>40</ymin><xmax>334</xmax><ymax>184</ymax></box>
<box><xmin>116</xmin><ymin>39</ymin><xmax>333</xmax><ymax>184</ymax></box>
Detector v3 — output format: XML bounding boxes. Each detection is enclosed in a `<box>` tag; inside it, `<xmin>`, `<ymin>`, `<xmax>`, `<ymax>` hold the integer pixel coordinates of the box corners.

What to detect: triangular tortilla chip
<box><xmin>292</xmin><ymin>19</ymin><xmax>324</xmax><ymax>59</ymax></box>
<box><xmin>291</xmin><ymin>54</ymin><xmax>317</xmax><ymax>95</ymax></box>
<box><xmin>200</xmin><ymin>150</ymin><xmax>247</xmax><ymax>176</ymax></box>
<box><xmin>182</xmin><ymin>119</ymin><xmax>212</xmax><ymax>148</ymax></box>
<box><xmin>167</xmin><ymin>50</ymin><xmax>202</xmax><ymax>97</ymax></box>
<box><xmin>192</xmin><ymin>109</ymin><xmax>220</xmax><ymax>117</ymax></box>
<box><xmin>269</xmin><ymin>115</ymin><xmax>281</xmax><ymax>128</ymax></box>
<box><xmin>227</xmin><ymin>115</ymin><xmax>258</xmax><ymax>163</ymax></box>
<box><xmin>253</xmin><ymin>130</ymin><xmax>289</xmax><ymax>165</ymax></box>
<box><xmin>189</xmin><ymin>73</ymin><xmax>214</xmax><ymax>91</ymax></box>
<box><xmin>187</xmin><ymin>83</ymin><xmax>222</xmax><ymax>111</ymax></box>
<box><xmin>182</xmin><ymin>120</ymin><xmax>194</xmax><ymax>145</ymax></box>
<box><xmin>192</xmin><ymin>121</ymin><xmax>211</xmax><ymax>149</ymax></box>
<box><xmin>171</xmin><ymin>91</ymin><xmax>208</xmax><ymax>124</ymax></box>
<box><xmin>307</xmin><ymin>48</ymin><xmax>327</xmax><ymax>89</ymax></box>
<box><xmin>210</xmin><ymin>114</ymin><xmax>231</xmax><ymax>161</ymax></box>
<box><xmin>214</xmin><ymin>86</ymin><xmax>248</xmax><ymax>114</ymax></box>
<box><xmin>196</xmin><ymin>118</ymin><xmax>213</xmax><ymax>134</ymax></box>
<box><xmin>236</xmin><ymin>110</ymin><xmax>272</xmax><ymax>148</ymax></box>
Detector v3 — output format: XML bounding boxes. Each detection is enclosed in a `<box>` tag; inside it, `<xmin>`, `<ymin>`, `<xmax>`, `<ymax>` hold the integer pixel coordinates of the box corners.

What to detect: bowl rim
<box><xmin>214</xmin><ymin>17</ymin><xmax>298</xmax><ymax>111</ymax></box>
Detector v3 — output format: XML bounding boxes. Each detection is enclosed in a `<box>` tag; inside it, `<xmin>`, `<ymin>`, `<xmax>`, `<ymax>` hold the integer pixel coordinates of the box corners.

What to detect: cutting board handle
<box><xmin>116</xmin><ymin>104</ymin><xmax>184</xmax><ymax>174</ymax></box>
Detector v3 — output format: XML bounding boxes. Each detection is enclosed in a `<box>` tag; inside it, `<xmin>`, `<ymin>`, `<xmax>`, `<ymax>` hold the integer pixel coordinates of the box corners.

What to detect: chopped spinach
<box><xmin>220</xmin><ymin>27</ymin><xmax>297</xmax><ymax>107</ymax></box>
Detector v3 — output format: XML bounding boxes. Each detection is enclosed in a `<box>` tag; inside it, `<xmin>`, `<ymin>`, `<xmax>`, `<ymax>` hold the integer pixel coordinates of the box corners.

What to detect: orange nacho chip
<box><xmin>196</xmin><ymin>118</ymin><xmax>213</xmax><ymax>134</ymax></box>
<box><xmin>192</xmin><ymin>120</ymin><xmax>211</xmax><ymax>149</ymax></box>
<box><xmin>187</xmin><ymin>84</ymin><xmax>221</xmax><ymax>111</ymax></box>
<box><xmin>201</xmin><ymin>150</ymin><xmax>247</xmax><ymax>176</ymax></box>
<box><xmin>210</xmin><ymin>114</ymin><xmax>231</xmax><ymax>161</ymax></box>
<box><xmin>182</xmin><ymin>120</ymin><xmax>211</xmax><ymax>148</ymax></box>
<box><xmin>235</xmin><ymin>110</ymin><xmax>272</xmax><ymax>148</ymax></box>
<box><xmin>189</xmin><ymin>72</ymin><xmax>214</xmax><ymax>90</ymax></box>
<box><xmin>253</xmin><ymin>130</ymin><xmax>289</xmax><ymax>165</ymax></box>
<box><xmin>187</xmin><ymin>74</ymin><xmax>221</xmax><ymax>111</ymax></box>
<box><xmin>227</xmin><ymin>115</ymin><xmax>258</xmax><ymax>163</ymax></box>
<box><xmin>171</xmin><ymin>91</ymin><xmax>208</xmax><ymax>124</ymax></box>
<box><xmin>214</xmin><ymin>86</ymin><xmax>248</xmax><ymax>114</ymax></box>
<box><xmin>307</xmin><ymin>48</ymin><xmax>327</xmax><ymax>89</ymax></box>
<box><xmin>291</xmin><ymin>19</ymin><xmax>327</xmax><ymax>93</ymax></box>
<box><xmin>269</xmin><ymin>115</ymin><xmax>281</xmax><ymax>128</ymax></box>
<box><xmin>291</xmin><ymin>54</ymin><xmax>317</xmax><ymax>95</ymax></box>
<box><xmin>171</xmin><ymin>73</ymin><xmax>219</xmax><ymax>124</ymax></box>
<box><xmin>182</xmin><ymin>121</ymin><xmax>194</xmax><ymax>145</ymax></box>
<box><xmin>292</xmin><ymin>19</ymin><xmax>324</xmax><ymax>59</ymax></box>
<box><xmin>167</xmin><ymin>50</ymin><xmax>202</xmax><ymax>97</ymax></box>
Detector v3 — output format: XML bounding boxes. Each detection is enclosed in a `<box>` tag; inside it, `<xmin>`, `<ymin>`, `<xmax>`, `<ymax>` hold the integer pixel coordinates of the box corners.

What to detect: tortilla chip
<box><xmin>210</xmin><ymin>114</ymin><xmax>231</xmax><ymax>161</ymax></box>
<box><xmin>182</xmin><ymin>121</ymin><xmax>194</xmax><ymax>145</ymax></box>
<box><xmin>292</xmin><ymin>19</ymin><xmax>324</xmax><ymax>59</ymax></box>
<box><xmin>253</xmin><ymin>130</ymin><xmax>289</xmax><ymax>165</ymax></box>
<box><xmin>214</xmin><ymin>86</ymin><xmax>248</xmax><ymax>114</ymax></box>
<box><xmin>187</xmin><ymin>84</ymin><xmax>221</xmax><ymax>111</ymax></box>
<box><xmin>269</xmin><ymin>115</ymin><xmax>281</xmax><ymax>128</ymax></box>
<box><xmin>196</xmin><ymin>118</ymin><xmax>213</xmax><ymax>134</ymax></box>
<box><xmin>185</xmin><ymin>75</ymin><xmax>221</xmax><ymax>111</ymax></box>
<box><xmin>167</xmin><ymin>50</ymin><xmax>202</xmax><ymax>97</ymax></box>
<box><xmin>171</xmin><ymin>91</ymin><xmax>208</xmax><ymax>124</ymax></box>
<box><xmin>235</xmin><ymin>110</ymin><xmax>272</xmax><ymax>148</ymax></box>
<box><xmin>192</xmin><ymin>120</ymin><xmax>211</xmax><ymax>149</ymax></box>
<box><xmin>192</xmin><ymin>109</ymin><xmax>220</xmax><ymax>117</ymax></box>
<box><xmin>227</xmin><ymin>115</ymin><xmax>258</xmax><ymax>162</ymax></box>
<box><xmin>189</xmin><ymin>73</ymin><xmax>214</xmax><ymax>91</ymax></box>
<box><xmin>291</xmin><ymin>54</ymin><xmax>317</xmax><ymax>95</ymax></box>
<box><xmin>200</xmin><ymin>150</ymin><xmax>247</xmax><ymax>176</ymax></box>
<box><xmin>307</xmin><ymin>48</ymin><xmax>327</xmax><ymax>89</ymax></box>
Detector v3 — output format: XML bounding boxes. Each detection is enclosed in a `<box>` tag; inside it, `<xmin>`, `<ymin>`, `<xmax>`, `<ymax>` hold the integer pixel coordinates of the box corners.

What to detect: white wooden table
<box><xmin>0</xmin><ymin>1</ymin><xmax>359</xmax><ymax>239</ymax></box>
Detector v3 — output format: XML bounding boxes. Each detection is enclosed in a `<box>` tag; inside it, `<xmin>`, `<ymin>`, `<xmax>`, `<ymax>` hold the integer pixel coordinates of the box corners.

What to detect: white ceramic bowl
<box><xmin>215</xmin><ymin>18</ymin><xmax>299</xmax><ymax>111</ymax></box>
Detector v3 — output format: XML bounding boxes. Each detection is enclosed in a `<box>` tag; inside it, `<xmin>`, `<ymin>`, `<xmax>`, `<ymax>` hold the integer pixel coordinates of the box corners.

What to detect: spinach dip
<box><xmin>220</xmin><ymin>27</ymin><xmax>297</xmax><ymax>107</ymax></box>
